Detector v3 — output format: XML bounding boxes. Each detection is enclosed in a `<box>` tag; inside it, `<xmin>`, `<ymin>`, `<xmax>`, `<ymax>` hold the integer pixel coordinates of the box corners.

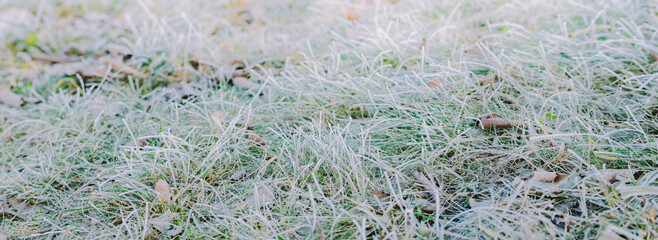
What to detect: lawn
<box><xmin>1</xmin><ymin>0</ymin><xmax>657</xmax><ymax>239</ymax></box>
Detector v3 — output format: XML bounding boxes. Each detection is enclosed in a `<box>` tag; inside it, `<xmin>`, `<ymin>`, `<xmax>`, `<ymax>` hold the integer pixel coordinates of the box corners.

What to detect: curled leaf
<box><xmin>475</xmin><ymin>113</ymin><xmax>522</xmax><ymax>129</ymax></box>
<box><xmin>479</xmin><ymin>118</ymin><xmax>521</xmax><ymax>129</ymax></box>
<box><xmin>155</xmin><ymin>179</ymin><xmax>173</xmax><ymax>203</ymax></box>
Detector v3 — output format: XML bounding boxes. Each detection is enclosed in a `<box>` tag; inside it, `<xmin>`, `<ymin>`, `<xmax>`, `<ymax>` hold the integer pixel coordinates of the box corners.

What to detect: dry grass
<box><xmin>1</xmin><ymin>0</ymin><xmax>657</xmax><ymax>239</ymax></box>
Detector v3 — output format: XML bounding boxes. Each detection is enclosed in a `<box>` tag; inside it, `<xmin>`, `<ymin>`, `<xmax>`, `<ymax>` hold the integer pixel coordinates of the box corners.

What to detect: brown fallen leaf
<box><xmin>479</xmin><ymin>118</ymin><xmax>522</xmax><ymax>129</ymax></box>
<box><xmin>248</xmin><ymin>133</ymin><xmax>268</xmax><ymax>146</ymax></box>
<box><xmin>532</xmin><ymin>171</ymin><xmax>569</xmax><ymax>182</ymax></box>
<box><xmin>649</xmin><ymin>53</ymin><xmax>657</xmax><ymax>63</ymax></box>
<box><xmin>475</xmin><ymin>113</ymin><xmax>522</xmax><ymax>129</ymax></box>
<box><xmin>346</xmin><ymin>8</ymin><xmax>359</xmax><ymax>21</ymax></box>
<box><xmin>478</xmin><ymin>75</ymin><xmax>496</xmax><ymax>84</ymax></box>
<box><xmin>427</xmin><ymin>77</ymin><xmax>445</xmax><ymax>88</ymax></box>
<box><xmin>0</xmin><ymin>85</ymin><xmax>22</xmax><ymax>107</ymax></box>
<box><xmin>155</xmin><ymin>179</ymin><xmax>173</xmax><ymax>203</ymax></box>
<box><xmin>232</xmin><ymin>69</ymin><xmax>248</xmax><ymax>78</ymax></box>
<box><xmin>371</xmin><ymin>190</ymin><xmax>390</xmax><ymax>200</ymax></box>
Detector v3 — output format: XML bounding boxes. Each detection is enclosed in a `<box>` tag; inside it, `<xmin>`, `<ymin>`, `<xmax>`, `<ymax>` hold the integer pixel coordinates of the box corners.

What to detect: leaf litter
<box><xmin>155</xmin><ymin>179</ymin><xmax>174</xmax><ymax>203</ymax></box>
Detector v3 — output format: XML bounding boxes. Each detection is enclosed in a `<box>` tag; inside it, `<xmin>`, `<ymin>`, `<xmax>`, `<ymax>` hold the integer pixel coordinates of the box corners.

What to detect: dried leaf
<box><xmin>526</xmin><ymin>171</ymin><xmax>575</xmax><ymax>193</ymax></box>
<box><xmin>476</xmin><ymin>113</ymin><xmax>496</xmax><ymax>120</ymax></box>
<box><xmin>649</xmin><ymin>53</ymin><xmax>657</xmax><ymax>63</ymax></box>
<box><xmin>478</xmin><ymin>117</ymin><xmax>522</xmax><ymax>129</ymax></box>
<box><xmin>346</xmin><ymin>8</ymin><xmax>359</xmax><ymax>21</ymax></box>
<box><xmin>371</xmin><ymin>190</ymin><xmax>390</xmax><ymax>200</ymax></box>
<box><xmin>419</xmin><ymin>37</ymin><xmax>426</xmax><ymax>49</ymax></box>
<box><xmin>532</xmin><ymin>171</ymin><xmax>568</xmax><ymax>182</ymax></box>
<box><xmin>232</xmin><ymin>77</ymin><xmax>260</xmax><ymax>89</ymax></box>
<box><xmin>411</xmin><ymin>169</ymin><xmax>438</xmax><ymax>192</ymax></box>
<box><xmin>478</xmin><ymin>75</ymin><xmax>496</xmax><ymax>84</ymax></box>
<box><xmin>427</xmin><ymin>78</ymin><xmax>445</xmax><ymax>88</ymax></box>
<box><xmin>616</xmin><ymin>186</ymin><xmax>658</xmax><ymax>199</ymax></box>
<box><xmin>104</xmin><ymin>58</ymin><xmax>142</xmax><ymax>77</ymax></box>
<box><xmin>164</xmin><ymin>83</ymin><xmax>197</xmax><ymax>102</ymax></box>
<box><xmin>414</xmin><ymin>198</ymin><xmax>437</xmax><ymax>212</ymax></box>
<box><xmin>410</xmin><ymin>169</ymin><xmax>441</xmax><ymax>213</ymax></box>
<box><xmin>232</xmin><ymin>69</ymin><xmax>248</xmax><ymax>78</ymax></box>
<box><xmin>0</xmin><ymin>198</ymin><xmax>39</xmax><ymax>221</ymax></box>
<box><xmin>150</xmin><ymin>212</ymin><xmax>172</xmax><ymax>233</ymax></box>
<box><xmin>248</xmin><ymin>133</ymin><xmax>268</xmax><ymax>146</ymax></box>
<box><xmin>155</xmin><ymin>179</ymin><xmax>173</xmax><ymax>203</ymax></box>
<box><xmin>246</xmin><ymin>183</ymin><xmax>275</xmax><ymax>207</ymax></box>
<box><xmin>0</xmin><ymin>209</ymin><xmax>23</xmax><ymax>220</ymax></box>
<box><xmin>0</xmin><ymin>85</ymin><xmax>22</xmax><ymax>107</ymax></box>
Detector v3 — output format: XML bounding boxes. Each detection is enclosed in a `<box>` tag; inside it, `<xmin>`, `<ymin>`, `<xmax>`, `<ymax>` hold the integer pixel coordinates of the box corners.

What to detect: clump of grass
<box><xmin>1</xmin><ymin>0</ymin><xmax>657</xmax><ymax>239</ymax></box>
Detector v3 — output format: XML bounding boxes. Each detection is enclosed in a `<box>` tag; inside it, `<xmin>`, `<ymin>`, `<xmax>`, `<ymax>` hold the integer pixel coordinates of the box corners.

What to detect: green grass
<box><xmin>1</xmin><ymin>0</ymin><xmax>657</xmax><ymax>239</ymax></box>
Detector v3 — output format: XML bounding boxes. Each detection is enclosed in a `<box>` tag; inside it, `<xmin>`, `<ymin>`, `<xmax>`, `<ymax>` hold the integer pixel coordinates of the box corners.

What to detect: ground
<box><xmin>1</xmin><ymin>0</ymin><xmax>657</xmax><ymax>239</ymax></box>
